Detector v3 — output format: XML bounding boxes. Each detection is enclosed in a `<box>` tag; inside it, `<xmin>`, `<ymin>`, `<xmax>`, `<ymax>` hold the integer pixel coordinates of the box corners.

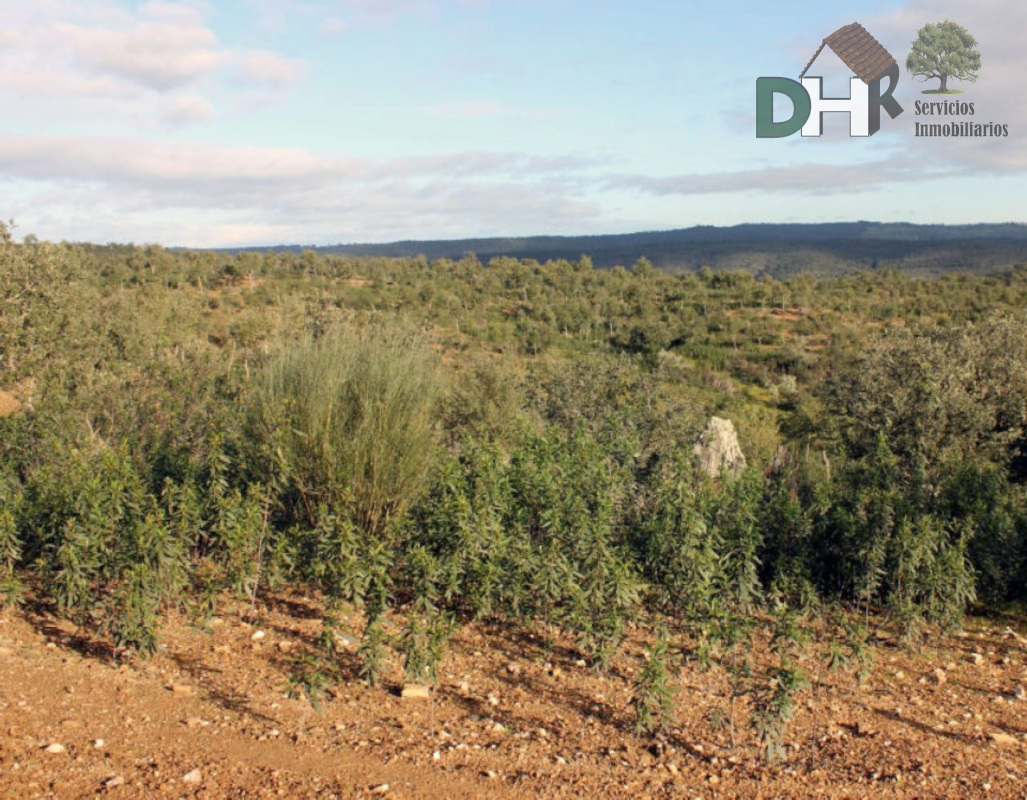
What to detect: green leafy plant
<box><xmin>632</xmin><ymin>628</ymin><xmax>678</xmax><ymax>737</ymax></box>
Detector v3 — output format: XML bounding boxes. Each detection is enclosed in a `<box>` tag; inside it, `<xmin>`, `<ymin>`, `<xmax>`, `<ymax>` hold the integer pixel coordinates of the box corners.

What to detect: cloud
<box><xmin>0</xmin><ymin>1</ymin><xmax>305</xmax><ymax>127</ymax></box>
<box><xmin>427</xmin><ymin>101</ymin><xmax>578</xmax><ymax>120</ymax></box>
<box><xmin>161</xmin><ymin>95</ymin><xmax>217</xmax><ymax>125</ymax></box>
<box><xmin>60</xmin><ymin>3</ymin><xmax>222</xmax><ymax>91</ymax></box>
<box><xmin>609</xmin><ymin>155</ymin><xmax>969</xmax><ymax>198</ymax></box>
<box><xmin>0</xmin><ymin>134</ymin><xmax>603</xmax><ymax>246</ymax></box>
<box><xmin>234</xmin><ymin>51</ymin><xmax>308</xmax><ymax>87</ymax></box>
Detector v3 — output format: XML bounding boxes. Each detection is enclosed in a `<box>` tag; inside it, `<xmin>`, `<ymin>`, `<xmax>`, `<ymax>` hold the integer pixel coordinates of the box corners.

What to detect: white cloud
<box><xmin>0</xmin><ymin>1</ymin><xmax>304</xmax><ymax>128</ymax></box>
<box><xmin>0</xmin><ymin>134</ymin><xmax>603</xmax><ymax>246</ymax></box>
<box><xmin>427</xmin><ymin>101</ymin><xmax>578</xmax><ymax>120</ymax></box>
<box><xmin>234</xmin><ymin>51</ymin><xmax>308</xmax><ymax>87</ymax></box>
<box><xmin>161</xmin><ymin>95</ymin><xmax>217</xmax><ymax>125</ymax></box>
<box><xmin>59</xmin><ymin>3</ymin><xmax>222</xmax><ymax>91</ymax></box>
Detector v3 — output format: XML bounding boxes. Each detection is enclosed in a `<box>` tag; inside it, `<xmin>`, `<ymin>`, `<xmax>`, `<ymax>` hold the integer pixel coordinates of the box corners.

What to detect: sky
<box><xmin>0</xmin><ymin>0</ymin><xmax>1023</xmax><ymax>247</ymax></box>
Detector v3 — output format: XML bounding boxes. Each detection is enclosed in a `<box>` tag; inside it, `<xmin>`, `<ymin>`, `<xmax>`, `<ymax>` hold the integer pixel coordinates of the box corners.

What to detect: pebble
<box><xmin>990</xmin><ymin>733</ymin><xmax>1018</xmax><ymax>746</ymax></box>
<box><xmin>506</xmin><ymin>662</ymin><xmax>520</xmax><ymax>676</ymax></box>
<box><xmin>251</xmin><ymin>630</ymin><xmax>266</xmax><ymax>641</ymax></box>
<box><xmin>371</xmin><ymin>783</ymin><xmax>390</xmax><ymax>794</ymax></box>
<box><xmin>170</xmin><ymin>684</ymin><xmax>193</xmax><ymax>696</ymax></box>
<box><xmin>182</xmin><ymin>769</ymin><xmax>202</xmax><ymax>784</ymax></box>
<box><xmin>104</xmin><ymin>776</ymin><xmax>125</xmax><ymax>789</ymax></box>
<box><xmin>1014</xmin><ymin>686</ymin><xmax>1026</xmax><ymax>701</ymax></box>
<box><xmin>487</xmin><ymin>694</ymin><xmax>500</xmax><ymax>707</ymax></box>
<box><xmin>94</xmin><ymin>739</ymin><xmax>105</xmax><ymax>748</ymax></box>
<box><xmin>44</xmin><ymin>743</ymin><xmax>66</xmax><ymax>754</ymax></box>
<box><xmin>401</xmin><ymin>685</ymin><xmax>431</xmax><ymax>700</ymax></box>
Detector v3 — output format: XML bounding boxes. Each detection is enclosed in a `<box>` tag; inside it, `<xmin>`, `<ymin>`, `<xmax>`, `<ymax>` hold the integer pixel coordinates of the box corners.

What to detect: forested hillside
<box><xmin>236</xmin><ymin>222</ymin><xmax>1027</xmax><ymax>278</ymax></box>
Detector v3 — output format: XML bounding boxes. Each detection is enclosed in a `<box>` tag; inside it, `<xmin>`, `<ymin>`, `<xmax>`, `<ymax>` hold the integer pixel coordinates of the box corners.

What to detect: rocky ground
<box><xmin>2</xmin><ymin>592</ymin><xmax>1027</xmax><ymax>798</ymax></box>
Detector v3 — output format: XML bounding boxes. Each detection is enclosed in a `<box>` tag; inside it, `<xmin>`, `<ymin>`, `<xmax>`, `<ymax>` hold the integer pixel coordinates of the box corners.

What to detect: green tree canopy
<box><xmin>906</xmin><ymin>20</ymin><xmax>981</xmax><ymax>93</ymax></box>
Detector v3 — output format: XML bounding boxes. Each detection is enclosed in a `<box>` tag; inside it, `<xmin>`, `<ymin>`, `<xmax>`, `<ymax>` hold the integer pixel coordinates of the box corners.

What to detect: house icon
<box><xmin>800</xmin><ymin>22</ymin><xmax>897</xmax><ymax>84</ymax></box>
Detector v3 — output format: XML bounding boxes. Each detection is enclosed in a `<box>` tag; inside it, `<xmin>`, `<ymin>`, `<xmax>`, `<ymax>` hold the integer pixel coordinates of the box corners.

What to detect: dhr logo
<box><xmin>757</xmin><ymin>22</ymin><xmax>904</xmax><ymax>138</ymax></box>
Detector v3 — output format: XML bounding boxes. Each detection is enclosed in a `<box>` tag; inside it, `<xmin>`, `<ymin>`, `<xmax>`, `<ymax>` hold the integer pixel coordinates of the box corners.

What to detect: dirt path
<box><xmin>2</xmin><ymin>595</ymin><xmax>1026</xmax><ymax>798</ymax></box>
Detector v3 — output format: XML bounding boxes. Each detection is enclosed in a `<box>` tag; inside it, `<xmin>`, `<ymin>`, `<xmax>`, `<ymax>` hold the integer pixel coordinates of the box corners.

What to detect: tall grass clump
<box><xmin>254</xmin><ymin>322</ymin><xmax>445</xmax><ymax>678</ymax></box>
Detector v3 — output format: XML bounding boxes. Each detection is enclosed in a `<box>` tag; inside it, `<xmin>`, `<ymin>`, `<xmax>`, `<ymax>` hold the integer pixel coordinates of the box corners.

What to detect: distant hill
<box><xmin>228</xmin><ymin>222</ymin><xmax>1027</xmax><ymax>278</ymax></box>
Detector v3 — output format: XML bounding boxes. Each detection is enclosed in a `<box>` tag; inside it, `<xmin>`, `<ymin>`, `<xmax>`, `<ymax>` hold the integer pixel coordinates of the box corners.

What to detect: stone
<box><xmin>990</xmin><ymin>733</ymin><xmax>1018</xmax><ymax>746</ymax></box>
<box><xmin>169</xmin><ymin>684</ymin><xmax>193</xmax><ymax>696</ymax></box>
<box><xmin>401</xmin><ymin>684</ymin><xmax>431</xmax><ymax>700</ymax></box>
<box><xmin>44</xmin><ymin>743</ymin><xmax>66</xmax><ymax>754</ymax></box>
<box><xmin>693</xmin><ymin>417</ymin><xmax>747</xmax><ymax>479</ymax></box>
<box><xmin>251</xmin><ymin>630</ymin><xmax>265</xmax><ymax>641</ymax></box>
<box><xmin>182</xmin><ymin>769</ymin><xmax>202</xmax><ymax>784</ymax></box>
<box><xmin>930</xmin><ymin>668</ymin><xmax>947</xmax><ymax>686</ymax></box>
<box><xmin>104</xmin><ymin>776</ymin><xmax>125</xmax><ymax>789</ymax></box>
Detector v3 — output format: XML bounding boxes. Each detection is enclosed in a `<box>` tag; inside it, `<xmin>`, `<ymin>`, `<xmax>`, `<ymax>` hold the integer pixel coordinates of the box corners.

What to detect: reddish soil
<box><xmin>2</xmin><ymin>594</ymin><xmax>1027</xmax><ymax>798</ymax></box>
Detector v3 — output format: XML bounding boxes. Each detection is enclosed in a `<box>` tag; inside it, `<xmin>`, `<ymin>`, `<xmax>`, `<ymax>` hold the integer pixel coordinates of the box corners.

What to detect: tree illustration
<box><xmin>906</xmin><ymin>20</ymin><xmax>981</xmax><ymax>93</ymax></box>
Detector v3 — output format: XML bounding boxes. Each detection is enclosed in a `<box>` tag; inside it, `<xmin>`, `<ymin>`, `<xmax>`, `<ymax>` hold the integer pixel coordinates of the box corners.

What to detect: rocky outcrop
<box><xmin>693</xmin><ymin>417</ymin><xmax>746</xmax><ymax>479</ymax></box>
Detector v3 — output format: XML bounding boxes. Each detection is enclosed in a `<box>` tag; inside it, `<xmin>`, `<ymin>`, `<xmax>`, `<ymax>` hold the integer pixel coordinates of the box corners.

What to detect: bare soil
<box><xmin>2</xmin><ymin>593</ymin><xmax>1027</xmax><ymax>798</ymax></box>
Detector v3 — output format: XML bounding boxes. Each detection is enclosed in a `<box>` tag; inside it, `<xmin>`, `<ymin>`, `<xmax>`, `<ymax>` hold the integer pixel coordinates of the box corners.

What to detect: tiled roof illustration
<box><xmin>799</xmin><ymin>22</ymin><xmax>897</xmax><ymax>84</ymax></box>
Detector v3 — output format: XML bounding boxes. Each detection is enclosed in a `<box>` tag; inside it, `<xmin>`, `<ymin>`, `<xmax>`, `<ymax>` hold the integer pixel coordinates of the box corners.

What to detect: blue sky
<box><xmin>0</xmin><ymin>0</ymin><xmax>1022</xmax><ymax>246</ymax></box>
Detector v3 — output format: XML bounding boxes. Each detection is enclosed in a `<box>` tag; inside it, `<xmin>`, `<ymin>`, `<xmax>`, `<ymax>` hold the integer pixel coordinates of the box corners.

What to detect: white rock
<box><xmin>182</xmin><ymin>768</ymin><xmax>202</xmax><ymax>784</ymax></box>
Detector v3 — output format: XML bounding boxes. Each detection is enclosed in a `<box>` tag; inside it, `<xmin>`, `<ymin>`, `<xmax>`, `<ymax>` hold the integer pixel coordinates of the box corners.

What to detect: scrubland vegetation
<box><xmin>3</xmin><ymin>223</ymin><xmax>1027</xmax><ymax>759</ymax></box>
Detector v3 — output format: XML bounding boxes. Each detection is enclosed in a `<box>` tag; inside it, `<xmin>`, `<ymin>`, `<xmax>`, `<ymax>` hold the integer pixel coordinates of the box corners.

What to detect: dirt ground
<box><xmin>2</xmin><ymin>592</ymin><xmax>1027</xmax><ymax>799</ymax></box>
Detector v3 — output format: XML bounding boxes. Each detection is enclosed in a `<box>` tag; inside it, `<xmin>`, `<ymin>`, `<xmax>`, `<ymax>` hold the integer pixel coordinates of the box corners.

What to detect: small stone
<box><xmin>971</xmin><ymin>653</ymin><xmax>985</xmax><ymax>666</ymax></box>
<box><xmin>182</xmin><ymin>769</ymin><xmax>202</xmax><ymax>784</ymax></box>
<box><xmin>94</xmin><ymin>739</ymin><xmax>105</xmax><ymax>748</ymax></box>
<box><xmin>506</xmin><ymin>662</ymin><xmax>520</xmax><ymax>675</ymax></box>
<box><xmin>668</xmin><ymin>763</ymin><xmax>680</xmax><ymax>776</ymax></box>
<box><xmin>894</xmin><ymin>670</ymin><xmax>906</xmax><ymax>680</ymax></box>
<box><xmin>930</xmin><ymin>668</ymin><xmax>947</xmax><ymax>686</ymax></box>
<box><xmin>213</xmin><ymin>645</ymin><xmax>232</xmax><ymax>654</ymax></box>
<box><xmin>487</xmin><ymin>694</ymin><xmax>500</xmax><ymax>707</ymax></box>
<box><xmin>169</xmin><ymin>684</ymin><xmax>193</xmax><ymax>696</ymax></box>
<box><xmin>1014</xmin><ymin>686</ymin><xmax>1026</xmax><ymax>702</ymax></box>
<box><xmin>44</xmin><ymin>743</ymin><xmax>66</xmax><ymax>754</ymax></box>
<box><xmin>555</xmin><ymin>756</ymin><xmax>567</xmax><ymax>765</ymax></box>
<box><xmin>708</xmin><ymin>775</ymin><xmax>720</xmax><ymax>786</ymax></box>
<box><xmin>432</xmin><ymin>751</ymin><xmax>441</xmax><ymax>761</ymax></box>
<box><xmin>184</xmin><ymin>717</ymin><xmax>207</xmax><ymax>728</ymax></box>
<box><xmin>401</xmin><ymin>684</ymin><xmax>431</xmax><ymax>700</ymax></box>
<box><xmin>485</xmin><ymin>771</ymin><xmax>499</xmax><ymax>779</ymax></box>
<box><xmin>371</xmin><ymin>783</ymin><xmax>390</xmax><ymax>794</ymax></box>
<box><xmin>458</xmin><ymin>681</ymin><xmax>470</xmax><ymax>695</ymax></box>
<box><xmin>575</xmin><ymin>659</ymin><xmax>587</xmax><ymax>668</ymax></box>
<box><xmin>990</xmin><ymin>732</ymin><xmax>1018</xmax><ymax>746</ymax></box>
<box><xmin>251</xmin><ymin>630</ymin><xmax>266</xmax><ymax>641</ymax></box>
<box><xmin>104</xmin><ymin>776</ymin><xmax>125</xmax><ymax>789</ymax></box>
<box><xmin>276</xmin><ymin>641</ymin><xmax>293</xmax><ymax>653</ymax></box>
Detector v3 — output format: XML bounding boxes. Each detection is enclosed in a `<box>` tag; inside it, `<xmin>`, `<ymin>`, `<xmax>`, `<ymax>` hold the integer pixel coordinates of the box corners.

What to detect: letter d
<box><xmin>756</xmin><ymin>78</ymin><xmax>811</xmax><ymax>138</ymax></box>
